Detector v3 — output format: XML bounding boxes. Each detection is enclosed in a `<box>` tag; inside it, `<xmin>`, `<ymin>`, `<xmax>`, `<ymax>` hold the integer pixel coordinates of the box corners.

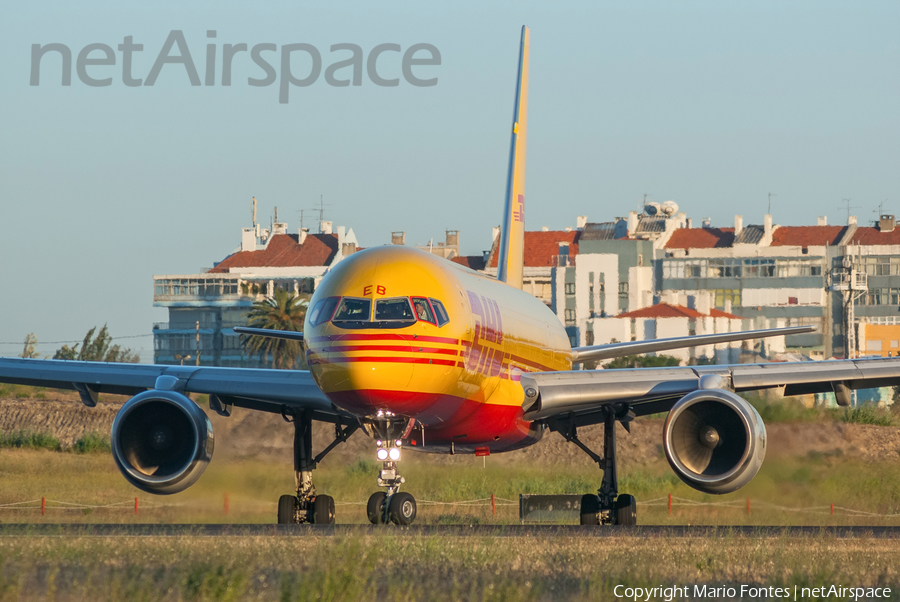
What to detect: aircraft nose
<box><xmin>308</xmin><ymin>341</ymin><xmax>416</xmax><ymax>414</ymax></box>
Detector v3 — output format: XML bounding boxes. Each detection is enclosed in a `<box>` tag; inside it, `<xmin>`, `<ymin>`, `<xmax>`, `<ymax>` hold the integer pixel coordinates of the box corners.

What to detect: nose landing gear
<box><xmin>366</xmin><ymin>418</ymin><xmax>418</xmax><ymax>525</ymax></box>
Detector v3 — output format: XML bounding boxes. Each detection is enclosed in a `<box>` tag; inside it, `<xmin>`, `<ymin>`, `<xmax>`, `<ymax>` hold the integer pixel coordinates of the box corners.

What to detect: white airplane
<box><xmin>0</xmin><ymin>27</ymin><xmax>886</xmax><ymax>527</ymax></box>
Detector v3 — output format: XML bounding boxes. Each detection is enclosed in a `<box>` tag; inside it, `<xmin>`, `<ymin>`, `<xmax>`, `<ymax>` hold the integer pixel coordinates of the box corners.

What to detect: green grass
<box><xmin>4</xmin><ymin>447</ymin><xmax>900</xmax><ymax>526</ymax></box>
<box><xmin>840</xmin><ymin>405</ymin><xmax>895</xmax><ymax>426</ymax></box>
<box><xmin>0</xmin><ymin>431</ymin><xmax>61</xmax><ymax>451</ymax></box>
<box><xmin>72</xmin><ymin>432</ymin><xmax>111</xmax><ymax>454</ymax></box>
<box><xmin>0</xmin><ymin>384</ymin><xmax>51</xmax><ymax>400</ymax></box>
<box><xmin>0</xmin><ymin>431</ymin><xmax>110</xmax><ymax>453</ymax></box>
<box><xmin>0</xmin><ymin>532</ymin><xmax>898</xmax><ymax>601</ymax></box>
<box><xmin>746</xmin><ymin>394</ymin><xmax>897</xmax><ymax>426</ymax></box>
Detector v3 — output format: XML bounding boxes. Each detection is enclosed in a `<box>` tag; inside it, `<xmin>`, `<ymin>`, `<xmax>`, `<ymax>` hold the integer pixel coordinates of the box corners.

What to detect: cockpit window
<box><xmin>309</xmin><ymin>296</ymin><xmax>339</xmax><ymax>326</ymax></box>
<box><xmin>375</xmin><ymin>297</ymin><xmax>415</xmax><ymax>321</ymax></box>
<box><xmin>430</xmin><ymin>299</ymin><xmax>450</xmax><ymax>326</ymax></box>
<box><xmin>332</xmin><ymin>297</ymin><xmax>372</xmax><ymax>324</ymax></box>
<box><xmin>412</xmin><ymin>298</ymin><xmax>435</xmax><ymax>324</ymax></box>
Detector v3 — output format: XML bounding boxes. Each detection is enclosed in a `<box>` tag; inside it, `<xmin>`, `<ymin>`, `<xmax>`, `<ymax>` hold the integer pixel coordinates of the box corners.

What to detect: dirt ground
<box><xmin>3</xmin><ymin>393</ymin><xmax>900</xmax><ymax>469</ymax></box>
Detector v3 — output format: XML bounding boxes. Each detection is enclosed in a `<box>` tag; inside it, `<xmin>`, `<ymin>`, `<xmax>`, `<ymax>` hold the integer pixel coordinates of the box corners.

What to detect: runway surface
<box><xmin>2</xmin><ymin>524</ymin><xmax>900</xmax><ymax>538</ymax></box>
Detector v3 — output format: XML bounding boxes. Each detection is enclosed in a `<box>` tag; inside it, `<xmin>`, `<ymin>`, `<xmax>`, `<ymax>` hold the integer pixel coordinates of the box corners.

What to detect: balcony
<box><xmin>831</xmin><ymin>270</ymin><xmax>867</xmax><ymax>292</ymax></box>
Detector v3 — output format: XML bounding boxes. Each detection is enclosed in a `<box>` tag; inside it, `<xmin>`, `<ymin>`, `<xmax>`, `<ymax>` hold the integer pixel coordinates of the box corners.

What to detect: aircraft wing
<box><xmin>0</xmin><ymin>357</ymin><xmax>339</xmax><ymax>422</ymax></box>
<box><xmin>520</xmin><ymin>356</ymin><xmax>900</xmax><ymax>424</ymax></box>
<box><xmin>570</xmin><ymin>326</ymin><xmax>815</xmax><ymax>363</ymax></box>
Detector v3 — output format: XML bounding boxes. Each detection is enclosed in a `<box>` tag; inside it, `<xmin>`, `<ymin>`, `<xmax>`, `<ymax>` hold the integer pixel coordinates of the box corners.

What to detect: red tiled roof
<box><xmin>616</xmin><ymin>303</ymin><xmax>740</xmax><ymax>320</ymax></box>
<box><xmin>849</xmin><ymin>226</ymin><xmax>900</xmax><ymax>245</ymax></box>
<box><xmin>451</xmin><ymin>255</ymin><xmax>486</xmax><ymax>270</ymax></box>
<box><xmin>489</xmin><ymin>231</ymin><xmax>579</xmax><ymax>268</ymax></box>
<box><xmin>770</xmin><ymin>225</ymin><xmax>846</xmax><ymax>246</ymax></box>
<box><xmin>664</xmin><ymin>228</ymin><xmax>735</xmax><ymax>249</ymax></box>
<box><xmin>616</xmin><ymin>303</ymin><xmax>705</xmax><ymax>319</ymax></box>
<box><xmin>209</xmin><ymin>233</ymin><xmax>338</xmax><ymax>273</ymax></box>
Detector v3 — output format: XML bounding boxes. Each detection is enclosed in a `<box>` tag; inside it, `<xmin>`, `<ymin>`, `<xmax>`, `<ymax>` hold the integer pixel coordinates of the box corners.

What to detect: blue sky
<box><xmin>1</xmin><ymin>1</ymin><xmax>898</xmax><ymax>361</ymax></box>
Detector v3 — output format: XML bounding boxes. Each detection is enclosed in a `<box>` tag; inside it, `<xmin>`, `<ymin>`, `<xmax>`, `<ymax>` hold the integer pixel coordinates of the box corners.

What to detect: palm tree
<box><xmin>242</xmin><ymin>289</ymin><xmax>309</xmax><ymax>369</ymax></box>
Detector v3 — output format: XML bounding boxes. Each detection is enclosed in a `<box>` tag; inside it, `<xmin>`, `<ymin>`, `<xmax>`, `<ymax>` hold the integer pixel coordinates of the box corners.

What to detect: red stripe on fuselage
<box><xmin>309</xmin><ymin>334</ymin><xmax>460</xmax><ymax>345</ymax></box>
<box><xmin>320</xmin><ymin>344</ymin><xmax>460</xmax><ymax>356</ymax></box>
<box><xmin>314</xmin><ymin>356</ymin><xmax>459</xmax><ymax>367</ymax></box>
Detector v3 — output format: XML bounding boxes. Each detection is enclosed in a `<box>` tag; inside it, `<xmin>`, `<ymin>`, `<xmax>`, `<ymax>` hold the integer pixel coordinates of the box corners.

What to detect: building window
<box><xmin>707</xmin><ymin>258</ymin><xmax>743</xmax><ymax>278</ymax></box>
<box><xmin>743</xmin><ymin>259</ymin><xmax>776</xmax><ymax>278</ymax></box>
<box><xmin>860</xmin><ymin>256</ymin><xmax>900</xmax><ymax>276</ymax></box>
<box><xmin>585</xmin><ymin>331</ymin><xmax>594</xmax><ymax>346</ymax></box>
<box><xmin>564</xmin><ymin>309</ymin><xmax>576</xmax><ymax>324</ymax></box>
<box><xmin>662</xmin><ymin>259</ymin><xmax>708</xmax><ymax>279</ymax></box>
<box><xmin>776</xmin><ymin>259</ymin><xmax>823</xmax><ymax>277</ymax></box>
<box><xmin>565</xmin><ymin>282</ymin><xmax>576</xmax><ymax>295</ymax></box>
<box><xmin>618</xmin><ymin>282</ymin><xmax>629</xmax><ymax>298</ymax></box>
<box><xmin>862</xmin><ymin>288</ymin><xmax>900</xmax><ymax>305</ymax></box>
<box><xmin>713</xmin><ymin>289</ymin><xmax>741</xmax><ymax>309</ymax></box>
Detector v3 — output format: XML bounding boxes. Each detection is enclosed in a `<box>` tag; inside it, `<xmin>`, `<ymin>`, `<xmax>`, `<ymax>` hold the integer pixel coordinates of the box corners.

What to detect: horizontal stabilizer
<box><xmin>571</xmin><ymin>326</ymin><xmax>815</xmax><ymax>364</ymax></box>
<box><xmin>233</xmin><ymin>327</ymin><xmax>304</xmax><ymax>342</ymax></box>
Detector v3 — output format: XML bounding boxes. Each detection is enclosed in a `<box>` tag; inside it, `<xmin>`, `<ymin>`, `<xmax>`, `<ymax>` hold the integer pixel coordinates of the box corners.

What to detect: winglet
<box><xmin>496</xmin><ymin>26</ymin><xmax>530</xmax><ymax>289</ymax></box>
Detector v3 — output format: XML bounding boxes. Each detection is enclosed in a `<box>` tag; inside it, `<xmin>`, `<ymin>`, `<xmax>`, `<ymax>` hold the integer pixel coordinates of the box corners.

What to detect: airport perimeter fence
<box><xmin>3</xmin><ymin>494</ymin><xmax>900</xmax><ymax>521</ymax></box>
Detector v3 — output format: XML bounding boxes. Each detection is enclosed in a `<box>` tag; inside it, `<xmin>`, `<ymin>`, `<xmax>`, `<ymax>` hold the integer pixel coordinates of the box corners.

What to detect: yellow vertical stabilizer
<box><xmin>496</xmin><ymin>26</ymin><xmax>529</xmax><ymax>289</ymax></box>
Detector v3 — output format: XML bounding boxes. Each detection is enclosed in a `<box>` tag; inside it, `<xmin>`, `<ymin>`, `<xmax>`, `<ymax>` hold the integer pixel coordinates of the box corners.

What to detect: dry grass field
<box><xmin>1</xmin><ymin>531</ymin><xmax>899</xmax><ymax>601</ymax></box>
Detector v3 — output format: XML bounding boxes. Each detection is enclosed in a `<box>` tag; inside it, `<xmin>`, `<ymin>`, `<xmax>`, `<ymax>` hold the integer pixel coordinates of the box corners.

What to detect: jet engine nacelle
<box><xmin>663</xmin><ymin>389</ymin><xmax>766</xmax><ymax>495</ymax></box>
<box><xmin>111</xmin><ymin>390</ymin><xmax>214</xmax><ymax>495</ymax></box>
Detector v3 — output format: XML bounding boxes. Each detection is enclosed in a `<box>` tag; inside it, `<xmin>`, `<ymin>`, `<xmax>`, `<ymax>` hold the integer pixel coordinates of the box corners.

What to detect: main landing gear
<box><xmin>550</xmin><ymin>407</ymin><xmax>637</xmax><ymax>526</ymax></box>
<box><xmin>366</xmin><ymin>417</ymin><xmax>417</xmax><ymax>525</ymax></box>
<box><xmin>277</xmin><ymin>410</ymin><xmax>358</xmax><ymax>525</ymax></box>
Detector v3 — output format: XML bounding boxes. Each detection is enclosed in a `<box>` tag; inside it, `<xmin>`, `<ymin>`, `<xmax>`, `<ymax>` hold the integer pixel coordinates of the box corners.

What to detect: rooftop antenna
<box><xmin>312</xmin><ymin>195</ymin><xmax>332</xmax><ymax>232</ymax></box>
<box><xmin>252</xmin><ymin>196</ymin><xmax>257</xmax><ymax>227</ymax></box>
<box><xmin>767</xmin><ymin>192</ymin><xmax>777</xmax><ymax>215</ymax></box>
<box><xmin>297</xmin><ymin>208</ymin><xmax>309</xmax><ymax>231</ymax></box>
<box><xmin>274</xmin><ymin>206</ymin><xmax>278</xmax><ymax>223</ymax></box>
<box><xmin>874</xmin><ymin>198</ymin><xmax>890</xmax><ymax>217</ymax></box>
<box><xmin>839</xmin><ymin>198</ymin><xmax>860</xmax><ymax>223</ymax></box>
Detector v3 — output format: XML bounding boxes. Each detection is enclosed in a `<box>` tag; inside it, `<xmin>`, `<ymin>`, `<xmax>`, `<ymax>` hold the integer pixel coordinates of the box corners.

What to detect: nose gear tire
<box><xmin>389</xmin><ymin>492</ymin><xmax>417</xmax><ymax>525</ymax></box>
<box><xmin>367</xmin><ymin>492</ymin><xmax>387</xmax><ymax>524</ymax></box>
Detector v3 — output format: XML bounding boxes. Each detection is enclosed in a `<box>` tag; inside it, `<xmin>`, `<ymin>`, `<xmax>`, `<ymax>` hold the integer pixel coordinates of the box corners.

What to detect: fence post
<box><xmin>668</xmin><ymin>493</ymin><xmax>672</xmax><ymax>516</ymax></box>
<box><xmin>135</xmin><ymin>497</ymin><xmax>139</xmax><ymax>515</ymax></box>
<box><xmin>746</xmin><ymin>498</ymin><xmax>751</xmax><ymax>516</ymax></box>
<box><xmin>41</xmin><ymin>497</ymin><xmax>45</xmax><ymax>516</ymax></box>
<box><xmin>491</xmin><ymin>493</ymin><xmax>495</xmax><ymax>517</ymax></box>
<box><xmin>224</xmin><ymin>492</ymin><xmax>230</xmax><ymax>515</ymax></box>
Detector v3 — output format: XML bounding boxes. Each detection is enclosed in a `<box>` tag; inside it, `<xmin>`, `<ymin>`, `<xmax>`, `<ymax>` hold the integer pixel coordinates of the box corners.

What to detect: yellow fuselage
<box><xmin>304</xmin><ymin>246</ymin><xmax>572</xmax><ymax>453</ymax></box>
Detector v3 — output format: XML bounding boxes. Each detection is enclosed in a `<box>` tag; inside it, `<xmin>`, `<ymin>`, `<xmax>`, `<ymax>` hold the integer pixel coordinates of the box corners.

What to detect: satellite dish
<box><xmin>644</xmin><ymin>201</ymin><xmax>661</xmax><ymax>216</ymax></box>
<box><xmin>660</xmin><ymin>200</ymin><xmax>679</xmax><ymax>216</ymax></box>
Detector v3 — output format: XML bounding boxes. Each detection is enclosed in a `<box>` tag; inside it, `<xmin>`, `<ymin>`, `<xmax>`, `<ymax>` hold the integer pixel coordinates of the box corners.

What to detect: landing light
<box><xmin>389</xmin><ymin>448</ymin><xmax>401</xmax><ymax>461</ymax></box>
<box><xmin>376</xmin><ymin>449</ymin><xmax>389</xmax><ymax>461</ymax></box>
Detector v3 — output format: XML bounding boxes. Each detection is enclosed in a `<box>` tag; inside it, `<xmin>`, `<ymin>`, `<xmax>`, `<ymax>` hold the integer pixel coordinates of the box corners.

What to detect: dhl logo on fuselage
<box><xmin>463</xmin><ymin>291</ymin><xmax>508</xmax><ymax>378</ymax></box>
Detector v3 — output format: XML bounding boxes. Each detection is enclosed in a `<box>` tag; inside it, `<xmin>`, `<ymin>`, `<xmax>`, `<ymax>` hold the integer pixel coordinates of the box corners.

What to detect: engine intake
<box><xmin>663</xmin><ymin>389</ymin><xmax>765</xmax><ymax>495</ymax></box>
<box><xmin>111</xmin><ymin>390</ymin><xmax>214</xmax><ymax>495</ymax></box>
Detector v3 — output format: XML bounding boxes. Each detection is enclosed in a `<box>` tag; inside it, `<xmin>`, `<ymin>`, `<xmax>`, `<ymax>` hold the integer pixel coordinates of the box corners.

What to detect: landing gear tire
<box><xmin>579</xmin><ymin>494</ymin><xmax>601</xmax><ymax>526</ymax></box>
<box><xmin>278</xmin><ymin>495</ymin><xmax>297</xmax><ymax>524</ymax></box>
<box><xmin>367</xmin><ymin>492</ymin><xmax>387</xmax><ymax>524</ymax></box>
<box><xmin>312</xmin><ymin>495</ymin><xmax>336</xmax><ymax>525</ymax></box>
<box><xmin>616</xmin><ymin>494</ymin><xmax>636</xmax><ymax>526</ymax></box>
<box><xmin>389</xmin><ymin>492</ymin><xmax>417</xmax><ymax>525</ymax></box>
